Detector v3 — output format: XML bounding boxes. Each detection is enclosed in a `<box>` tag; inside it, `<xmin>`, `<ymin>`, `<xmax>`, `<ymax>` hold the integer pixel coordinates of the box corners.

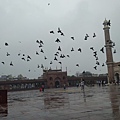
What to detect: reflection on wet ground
<box><xmin>0</xmin><ymin>85</ymin><xmax>120</xmax><ymax>120</ymax></box>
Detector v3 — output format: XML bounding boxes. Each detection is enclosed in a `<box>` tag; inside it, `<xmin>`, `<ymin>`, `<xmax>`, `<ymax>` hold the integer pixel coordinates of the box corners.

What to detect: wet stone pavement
<box><xmin>0</xmin><ymin>85</ymin><xmax>120</xmax><ymax>120</ymax></box>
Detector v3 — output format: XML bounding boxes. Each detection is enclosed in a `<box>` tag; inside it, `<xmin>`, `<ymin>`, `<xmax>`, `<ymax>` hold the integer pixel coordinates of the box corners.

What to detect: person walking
<box><xmin>63</xmin><ymin>84</ymin><xmax>66</xmax><ymax>90</ymax></box>
<box><xmin>81</xmin><ymin>80</ymin><xmax>84</xmax><ymax>90</ymax></box>
<box><xmin>42</xmin><ymin>84</ymin><xmax>44</xmax><ymax>92</ymax></box>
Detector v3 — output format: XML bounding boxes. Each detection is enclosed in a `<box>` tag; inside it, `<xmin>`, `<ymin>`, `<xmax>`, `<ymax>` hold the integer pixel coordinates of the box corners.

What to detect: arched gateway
<box><xmin>42</xmin><ymin>69</ymin><xmax>67</xmax><ymax>88</ymax></box>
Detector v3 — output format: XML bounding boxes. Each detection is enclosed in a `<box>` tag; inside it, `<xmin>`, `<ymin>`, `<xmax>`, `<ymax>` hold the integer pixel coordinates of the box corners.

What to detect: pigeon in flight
<box><xmin>44</xmin><ymin>56</ymin><xmax>47</xmax><ymax>60</ymax></box>
<box><xmin>37</xmin><ymin>65</ymin><xmax>40</xmax><ymax>68</ymax></box>
<box><xmin>36</xmin><ymin>40</ymin><xmax>39</xmax><ymax>44</ymax></box>
<box><xmin>5</xmin><ymin>42</ymin><xmax>9</xmax><ymax>46</ymax></box>
<box><xmin>84</xmin><ymin>36</ymin><xmax>87</xmax><ymax>40</ymax></box>
<box><xmin>58</xmin><ymin>46</ymin><xmax>61</xmax><ymax>51</ymax></box>
<box><xmin>71</xmin><ymin>47</ymin><xmax>74</xmax><ymax>52</ymax></box>
<box><xmin>36</xmin><ymin>51</ymin><xmax>39</xmax><ymax>55</ymax></box>
<box><xmin>76</xmin><ymin>64</ymin><xmax>79</xmax><ymax>67</ymax></box>
<box><xmin>57</xmin><ymin>27</ymin><xmax>61</xmax><ymax>33</ymax></box>
<box><xmin>1</xmin><ymin>62</ymin><xmax>5</xmax><ymax>64</ymax></box>
<box><xmin>10</xmin><ymin>61</ymin><xmax>13</xmax><ymax>66</ymax></box>
<box><xmin>54</xmin><ymin>56</ymin><xmax>57</xmax><ymax>61</ymax></box>
<box><xmin>39</xmin><ymin>44</ymin><xmax>43</xmax><ymax>48</ymax></box>
<box><xmin>21</xmin><ymin>57</ymin><xmax>25</xmax><ymax>61</ymax></box>
<box><xmin>40</xmin><ymin>49</ymin><xmax>44</xmax><ymax>53</ymax></box>
<box><xmin>60</xmin><ymin>32</ymin><xmax>64</xmax><ymax>36</ymax></box>
<box><xmin>93</xmin><ymin>51</ymin><xmax>97</xmax><ymax>57</ymax></box>
<box><xmin>27</xmin><ymin>55</ymin><xmax>31</xmax><ymax>59</ymax></box>
<box><xmin>90</xmin><ymin>47</ymin><xmax>94</xmax><ymax>51</ymax></box>
<box><xmin>58</xmin><ymin>62</ymin><xmax>62</xmax><ymax>64</ymax></box>
<box><xmin>94</xmin><ymin>66</ymin><xmax>97</xmax><ymax>70</ymax></box>
<box><xmin>54</xmin><ymin>53</ymin><xmax>58</xmax><ymax>56</ymax></box>
<box><xmin>84</xmin><ymin>34</ymin><xmax>89</xmax><ymax>40</ymax></box>
<box><xmin>67</xmin><ymin>55</ymin><xmax>70</xmax><ymax>57</ymax></box>
<box><xmin>113</xmin><ymin>49</ymin><xmax>116</xmax><ymax>53</ymax></box>
<box><xmin>96</xmin><ymin>61</ymin><xmax>100</xmax><ymax>65</ymax></box>
<box><xmin>102</xmin><ymin>63</ymin><xmax>105</xmax><ymax>67</ymax></box>
<box><xmin>41</xmin><ymin>64</ymin><xmax>44</xmax><ymax>68</ymax></box>
<box><xmin>55</xmin><ymin>38</ymin><xmax>61</xmax><ymax>43</ymax></box>
<box><xmin>50</xmin><ymin>30</ymin><xmax>54</xmax><ymax>34</ymax></box>
<box><xmin>40</xmin><ymin>40</ymin><xmax>44</xmax><ymax>44</ymax></box>
<box><xmin>100</xmin><ymin>47</ymin><xmax>104</xmax><ymax>53</ymax></box>
<box><xmin>93</xmin><ymin>33</ymin><xmax>96</xmax><ymax>38</ymax></box>
<box><xmin>96</xmin><ymin>56</ymin><xmax>98</xmax><ymax>61</ymax></box>
<box><xmin>18</xmin><ymin>53</ymin><xmax>21</xmax><ymax>56</ymax></box>
<box><xmin>7</xmin><ymin>52</ymin><xmax>10</xmax><ymax>56</ymax></box>
<box><xmin>27</xmin><ymin>59</ymin><xmax>30</xmax><ymax>62</ymax></box>
<box><xmin>107</xmin><ymin>20</ymin><xmax>111</xmax><ymax>26</ymax></box>
<box><xmin>78</xmin><ymin>48</ymin><xmax>81</xmax><ymax>52</ymax></box>
<box><xmin>86</xmin><ymin>34</ymin><xmax>89</xmax><ymax>37</ymax></box>
<box><xmin>71</xmin><ymin>37</ymin><xmax>74</xmax><ymax>40</ymax></box>
<box><xmin>112</xmin><ymin>42</ymin><xmax>115</xmax><ymax>47</ymax></box>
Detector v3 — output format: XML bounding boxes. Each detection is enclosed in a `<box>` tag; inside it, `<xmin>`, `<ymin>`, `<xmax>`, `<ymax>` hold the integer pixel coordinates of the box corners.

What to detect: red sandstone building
<box><xmin>42</xmin><ymin>69</ymin><xmax>68</xmax><ymax>88</ymax></box>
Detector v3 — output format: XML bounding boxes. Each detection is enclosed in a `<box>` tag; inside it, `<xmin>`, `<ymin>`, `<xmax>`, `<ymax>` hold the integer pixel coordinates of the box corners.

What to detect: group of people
<box><xmin>63</xmin><ymin>80</ymin><xmax>85</xmax><ymax>90</ymax></box>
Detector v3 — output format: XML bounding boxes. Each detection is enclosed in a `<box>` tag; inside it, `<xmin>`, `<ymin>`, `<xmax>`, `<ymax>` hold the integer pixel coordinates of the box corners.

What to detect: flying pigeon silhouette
<box><xmin>71</xmin><ymin>47</ymin><xmax>74</xmax><ymax>52</ymax></box>
<box><xmin>93</xmin><ymin>33</ymin><xmax>96</xmax><ymax>38</ymax></box>
<box><xmin>58</xmin><ymin>46</ymin><xmax>61</xmax><ymax>51</ymax></box>
<box><xmin>71</xmin><ymin>37</ymin><xmax>74</xmax><ymax>40</ymax></box>
<box><xmin>84</xmin><ymin>36</ymin><xmax>87</xmax><ymax>40</ymax></box>
<box><xmin>39</xmin><ymin>44</ymin><xmax>43</xmax><ymax>48</ymax></box>
<box><xmin>55</xmin><ymin>38</ymin><xmax>61</xmax><ymax>43</ymax></box>
<box><xmin>54</xmin><ymin>56</ymin><xmax>57</xmax><ymax>61</ymax></box>
<box><xmin>113</xmin><ymin>49</ymin><xmax>116</xmax><ymax>53</ymax></box>
<box><xmin>36</xmin><ymin>51</ymin><xmax>39</xmax><ymax>55</ymax></box>
<box><xmin>50</xmin><ymin>31</ymin><xmax>54</xmax><ymax>34</ymax></box>
<box><xmin>57</xmin><ymin>27</ymin><xmax>61</xmax><ymax>33</ymax></box>
<box><xmin>18</xmin><ymin>53</ymin><xmax>21</xmax><ymax>56</ymax></box>
<box><xmin>36</xmin><ymin>40</ymin><xmax>39</xmax><ymax>43</ymax></box>
<box><xmin>90</xmin><ymin>47</ymin><xmax>94</xmax><ymax>51</ymax></box>
<box><xmin>7</xmin><ymin>52</ymin><xmax>10</xmax><ymax>56</ymax></box>
<box><xmin>21</xmin><ymin>57</ymin><xmax>25</xmax><ymax>61</ymax></box>
<box><xmin>40</xmin><ymin>49</ymin><xmax>44</xmax><ymax>53</ymax></box>
<box><xmin>27</xmin><ymin>55</ymin><xmax>31</xmax><ymax>59</ymax></box>
<box><xmin>40</xmin><ymin>40</ymin><xmax>44</xmax><ymax>44</ymax></box>
<box><xmin>5</xmin><ymin>42</ymin><xmax>9</xmax><ymax>46</ymax></box>
<box><xmin>1</xmin><ymin>62</ymin><xmax>5</xmax><ymax>64</ymax></box>
<box><xmin>102</xmin><ymin>63</ymin><xmax>105</xmax><ymax>67</ymax></box>
<box><xmin>37</xmin><ymin>65</ymin><xmax>40</xmax><ymax>68</ymax></box>
<box><xmin>76</xmin><ymin>64</ymin><xmax>79</xmax><ymax>67</ymax></box>
<box><xmin>100</xmin><ymin>47</ymin><xmax>104</xmax><ymax>53</ymax></box>
<box><xmin>67</xmin><ymin>55</ymin><xmax>70</xmax><ymax>57</ymax></box>
<box><xmin>94</xmin><ymin>66</ymin><xmax>97</xmax><ymax>70</ymax></box>
<box><xmin>58</xmin><ymin>62</ymin><xmax>62</xmax><ymax>64</ymax></box>
<box><xmin>78</xmin><ymin>48</ymin><xmax>81</xmax><ymax>52</ymax></box>
<box><xmin>107</xmin><ymin>20</ymin><xmax>111</xmax><ymax>26</ymax></box>
<box><xmin>10</xmin><ymin>61</ymin><xmax>13</xmax><ymax>66</ymax></box>
<box><xmin>44</xmin><ymin>56</ymin><xmax>47</xmax><ymax>60</ymax></box>
<box><xmin>61</xmin><ymin>32</ymin><xmax>64</xmax><ymax>36</ymax></box>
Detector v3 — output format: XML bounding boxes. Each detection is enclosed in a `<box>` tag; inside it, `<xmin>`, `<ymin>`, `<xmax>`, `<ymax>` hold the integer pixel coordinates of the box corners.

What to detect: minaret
<box><xmin>103</xmin><ymin>19</ymin><xmax>114</xmax><ymax>83</ymax></box>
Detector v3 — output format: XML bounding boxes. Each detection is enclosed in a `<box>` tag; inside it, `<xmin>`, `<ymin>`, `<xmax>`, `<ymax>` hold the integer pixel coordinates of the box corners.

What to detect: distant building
<box><xmin>113</xmin><ymin>62</ymin><xmax>120</xmax><ymax>83</ymax></box>
<box><xmin>42</xmin><ymin>68</ymin><xmax>67</xmax><ymax>88</ymax></box>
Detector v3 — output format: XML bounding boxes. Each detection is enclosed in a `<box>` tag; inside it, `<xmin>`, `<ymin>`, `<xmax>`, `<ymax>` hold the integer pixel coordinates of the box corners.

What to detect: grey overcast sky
<box><xmin>0</xmin><ymin>0</ymin><xmax>120</xmax><ymax>79</ymax></box>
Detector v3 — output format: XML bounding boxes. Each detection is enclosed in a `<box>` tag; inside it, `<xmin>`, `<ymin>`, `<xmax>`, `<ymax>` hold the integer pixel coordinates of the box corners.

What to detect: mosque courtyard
<box><xmin>0</xmin><ymin>85</ymin><xmax>120</xmax><ymax>120</ymax></box>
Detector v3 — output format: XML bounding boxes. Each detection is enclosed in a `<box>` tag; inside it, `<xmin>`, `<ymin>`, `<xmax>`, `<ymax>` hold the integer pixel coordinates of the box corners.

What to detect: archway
<box><xmin>115</xmin><ymin>73</ymin><xmax>119</xmax><ymax>84</ymax></box>
<box><xmin>55</xmin><ymin>81</ymin><xmax>60</xmax><ymax>88</ymax></box>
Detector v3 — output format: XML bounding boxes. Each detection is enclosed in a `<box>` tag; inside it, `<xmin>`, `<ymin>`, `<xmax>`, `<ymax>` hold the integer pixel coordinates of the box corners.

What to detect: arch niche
<box><xmin>115</xmin><ymin>73</ymin><xmax>119</xmax><ymax>84</ymax></box>
<box><xmin>54</xmin><ymin>77</ymin><xmax>61</xmax><ymax>88</ymax></box>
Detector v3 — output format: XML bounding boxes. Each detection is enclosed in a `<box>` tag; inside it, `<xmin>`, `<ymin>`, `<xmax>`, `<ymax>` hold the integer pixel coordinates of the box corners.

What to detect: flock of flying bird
<box><xmin>0</xmin><ymin>20</ymin><xmax>117</xmax><ymax>76</ymax></box>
